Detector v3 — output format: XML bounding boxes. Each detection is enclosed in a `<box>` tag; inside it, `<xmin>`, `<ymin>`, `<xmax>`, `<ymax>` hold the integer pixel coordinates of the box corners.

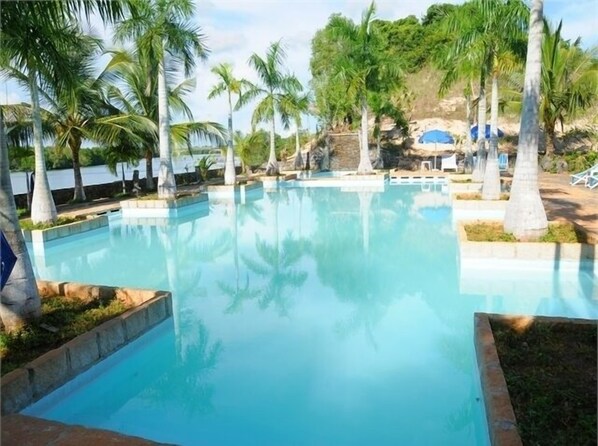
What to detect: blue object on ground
<box><xmin>498</xmin><ymin>153</ymin><xmax>509</xmax><ymax>171</ymax></box>
<box><xmin>1</xmin><ymin>231</ymin><xmax>17</xmax><ymax>290</ymax></box>
<box><xmin>471</xmin><ymin>124</ymin><xmax>504</xmax><ymax>141</ymax></box>
<box><xmin>418</xmin><ymin>129</ymin><xmax>455</xmax><ymax>144</ymax></box>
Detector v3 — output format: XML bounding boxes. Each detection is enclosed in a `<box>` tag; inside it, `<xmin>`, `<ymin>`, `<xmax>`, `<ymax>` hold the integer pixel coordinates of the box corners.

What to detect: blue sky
<box><xmin>2</xmin><ymin>0</ymin><xmax>597</xmax><ymax>140</ymax></box>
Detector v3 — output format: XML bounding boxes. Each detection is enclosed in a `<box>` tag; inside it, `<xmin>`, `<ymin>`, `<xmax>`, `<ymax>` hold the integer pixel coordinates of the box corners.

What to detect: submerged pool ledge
<box><xmin>1</xmin><ymin>281</ymin><xmax>172</xmax><ymax>416</ymax></box>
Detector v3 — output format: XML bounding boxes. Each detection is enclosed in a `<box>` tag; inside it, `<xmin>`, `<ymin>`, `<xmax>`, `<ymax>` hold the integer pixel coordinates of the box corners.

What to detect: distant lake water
<box><xmin>10</xmin><ymin>155</ymin><xmax>228</xmax><ymax>195</ymax></box>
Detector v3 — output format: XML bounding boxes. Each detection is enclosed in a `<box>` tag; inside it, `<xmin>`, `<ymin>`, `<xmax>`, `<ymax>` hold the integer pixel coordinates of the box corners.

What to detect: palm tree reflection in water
<box><xmin>242</xmin><ymin>190</ymin><xmax>310</xmax><ymax>317</ymax></box>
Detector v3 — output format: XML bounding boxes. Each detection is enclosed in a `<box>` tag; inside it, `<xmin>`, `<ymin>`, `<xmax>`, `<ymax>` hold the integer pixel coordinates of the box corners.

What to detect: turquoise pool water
<box><xmin>25</xmin><ymin>185</ymin><xmax>597</xmax><ymax>445</ymax></box>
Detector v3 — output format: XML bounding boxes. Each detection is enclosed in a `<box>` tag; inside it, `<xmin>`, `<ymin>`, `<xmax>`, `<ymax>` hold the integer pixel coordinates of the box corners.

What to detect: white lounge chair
<box><xmin>571</xmin><ymin>163</ymin><xmax>598</xmax><ymax>186</ymax></box>
<box><xmin>441</xmin><ymin>153</ymin><xmax>458</xmax><ymax>172</ymax></box>
<box><xmin>586</xmin><ymin>172</ymin><xmax>598</xmax><ymax>189</ymax></box>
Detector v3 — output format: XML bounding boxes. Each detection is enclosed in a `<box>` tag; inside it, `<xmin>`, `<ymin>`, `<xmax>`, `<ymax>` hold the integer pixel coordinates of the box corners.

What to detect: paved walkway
<box><xmin>538</xmin><ymin>172</ymin><xmax>598</xmax><ymax>242</ymax></box>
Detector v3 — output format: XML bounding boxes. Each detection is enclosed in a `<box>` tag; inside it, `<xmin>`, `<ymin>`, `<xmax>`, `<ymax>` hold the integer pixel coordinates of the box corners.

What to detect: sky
<box><xmin>2</xmin><ymin>0</ymin><xmax>597</xmax><ymax>141</ymax></box>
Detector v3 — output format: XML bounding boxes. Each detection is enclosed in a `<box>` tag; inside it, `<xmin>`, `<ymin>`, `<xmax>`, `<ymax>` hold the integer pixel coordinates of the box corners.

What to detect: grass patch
<box><xmin>19</xmin><ymin>215</ymin><xmax>86</xmax><ymax>231</ymax></box>
<box><xmin>455</xmin><ymin>193</ymin><xmax>509</xmax><ymax>200</ymax></box>
<box><xmin>464</xmin><ymin>222</ymin><xmax>589</xmax><ymax>243</ymax></box>
<box><xmin>540</xmin><ymin>223</ymin><xmax>588</xmax><ymax>243</ymax></box>
<box><xmin>0</xmin><ymin>296</ymin><xmax>131</xmax><ymax>376</ymax></box>
<box><xmin>464</xmin><ymin>222</ymin><xmax>517</xmax><ymax>242</ymax></box>
<box><xmin>491</xmin><ymin>318</ymin><xmax>597</xmax><ymax>446</ymax></box>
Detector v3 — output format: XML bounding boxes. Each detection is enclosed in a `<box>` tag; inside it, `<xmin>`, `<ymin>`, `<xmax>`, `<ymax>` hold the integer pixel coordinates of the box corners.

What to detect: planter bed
<box><xmin>1</xmin><ymin>280</ymin><xmax>172</xmax><ymax>415</ymax></box>
<box><xmin>458</xmin><ymin>222</ymin><xmax>598</xmax><ymax>274</ymax></box>
<box><xmin>207</xmin><ymin>181</ymin><xmax>263</xmax><ymax>203</ymax></box>
<box><xmin>120</xmin><ymin>193</ymin><xmax>207</xmax><ymax>218</ymax></box>
<box><xmin>474</xmin><ymin>313</ymin><xmax>597</xmax><ymax>446</ymax></box>
<box><xmin>22</xmin><ymin>215</ymin><xmax>108</xmax><ymax>244</ymax></box>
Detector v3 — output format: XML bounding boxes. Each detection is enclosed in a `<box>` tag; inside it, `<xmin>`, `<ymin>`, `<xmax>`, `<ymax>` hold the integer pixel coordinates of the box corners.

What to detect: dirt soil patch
<box><xmin>491</xmin><ymin>318</ymin><xmax>597</xmax><ymax>446</ymax></box>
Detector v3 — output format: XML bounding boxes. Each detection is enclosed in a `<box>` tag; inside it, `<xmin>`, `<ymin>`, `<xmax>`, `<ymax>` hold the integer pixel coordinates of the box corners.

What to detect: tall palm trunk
<box><xmin>464</xmin><ymin>91</ymin><xmax>474</xmax><ymax>173</ymax></box>
<box><xmin>357</xmin><ymin>95</ymin><xmax>373</xmax><ymax>174</ymax></box>
<box><xmin>374</xmin><ymin>125</ymin><xmax>383</xmax><ymax>169</ymax></box>
<box><xmin>293</xmin><ymin>122</ymin><xmax>303</xmax><ymax>170</ymax></box>
<box><xmin>29</xmin><ymin>71</ymin><xmax>57</xmax><ymax>224</ymax></box>
<box><xmin>0</xmin><ymin>110</ymin><xmax>41</xmax><ymax>332</ymax></box>
<box><xmin>71</xmin><ymin>136</ymin><xmax>86</xmax><ymax>202</ymax></box>
<box><xmin>266</xmin><ymin>108</ymin><xmax>278</xmax><ymax>176</ymax></box>
<box><xmin>504</xmin><ymin>0</ymin><xmax>547</xmax><ymax>240</ymax></box>
<box><xmin>157</xmin><ymin>46</ymin><xmax>176</xmax><ymax>199</ymax></box>
<box><xmin>224</xmin><ymin>91</ymin><xmax>236</xmax><ymax>185</ymax></box>
<box><xmin>472</xmin><ymin>75</ymin><xmax>487</xmax><ymax>182</ymax></box>
<box><xmin>482</xmin><ymin>74</ymin><xmax>501</xmax><ymax>199</ymax></box>
<box><xmin>145</xmin><ymin>149</ymin><xmax>155</xmax><ymax>190</ymax></box>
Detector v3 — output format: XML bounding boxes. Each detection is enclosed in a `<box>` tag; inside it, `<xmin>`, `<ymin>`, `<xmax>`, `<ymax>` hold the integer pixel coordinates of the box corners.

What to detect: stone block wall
<box><xmin>1</xmin><ymin>281</ymin><xmax>172</xmax><ymax>415</ymax></box>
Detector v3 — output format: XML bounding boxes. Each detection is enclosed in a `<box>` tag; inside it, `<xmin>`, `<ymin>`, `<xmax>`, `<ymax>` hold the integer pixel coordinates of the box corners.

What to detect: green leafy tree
<box><xmin>326</xmin><ymin>2</ymin><xmax>402</xmax><ymax>174</ymax></box>
<box><xmin>238</xmin><ymin>41</ymin><xmax>302</xmax><ymax>176</ymax></box>
<box><xmin>540</xmin><ymin>22</ymin><xmax>598</xmax><ymax>154</ymax></box>
<box><xmin>115</xmin><ymin>0</ymin><xmax>209</xmax><ymax>199</ymax></box>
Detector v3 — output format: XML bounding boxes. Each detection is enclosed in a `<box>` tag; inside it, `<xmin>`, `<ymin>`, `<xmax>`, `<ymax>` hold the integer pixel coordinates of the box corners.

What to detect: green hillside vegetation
<box><xmin>310</xmin><ymin>1</ymin><xmax>598</xmax><ymax>154</ymax></box>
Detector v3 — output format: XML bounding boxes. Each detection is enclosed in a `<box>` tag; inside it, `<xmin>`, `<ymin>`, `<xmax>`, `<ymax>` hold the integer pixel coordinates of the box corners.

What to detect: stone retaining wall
<box><xmin>474</xmin><ymin>313</ymin><xmax>523</xmax><ymax>446</ymax></box>
<box><xmin>1</xmin><ymin>281</ymin><xmax>172</xmax><ymax>415</ymax></box>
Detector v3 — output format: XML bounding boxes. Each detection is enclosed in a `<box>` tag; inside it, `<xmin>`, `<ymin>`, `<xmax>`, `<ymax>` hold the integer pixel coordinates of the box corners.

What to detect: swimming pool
<box><xmin>25</xmin><ymin>185</ymin><xmax>598</xmax><ymax>445</ymax></box>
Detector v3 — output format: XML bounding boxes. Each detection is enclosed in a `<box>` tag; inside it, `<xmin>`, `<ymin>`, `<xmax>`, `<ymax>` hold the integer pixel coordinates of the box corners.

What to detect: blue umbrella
<box><xmin>418</xmin><ymin>130</ymin><xmax>455</xmax><ymax>170</ymax></box>
<box><xmin>471</xmin><ymin>124</ymin><xmax>504</xmax><ymax>141</ymax></box>
<box><xmin>418</xmin><ymin>129</ymin><xmax>455</xmax><ymax>144</ymax></box>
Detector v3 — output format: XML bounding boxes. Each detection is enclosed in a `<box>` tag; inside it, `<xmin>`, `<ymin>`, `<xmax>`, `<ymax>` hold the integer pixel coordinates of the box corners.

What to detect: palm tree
<box><xmin>0</xmin><ymin>110</ymin><xmax>41</xmax><ymax>331</ymax></box>
<box><xmin>238</xmin><ymin>41</ymin><xmax>302</xmax><ymax>176</ymax></box>
<box><xmin>44</xmin><ymin>47</ymin><xmax>156</xmax><ymax>201</ymax></box>
<box><xmin>107</xmin><ymin>50</ymin><xmax>224</xmax><ymax>189</ymax></box>
<box><xmin>539</xmin><ymin>22</ymin><xmax>598</xmax><ymax>154</ymax></box>
<box><xmin>1</xmin><ymin>1</ymin><xmax>133</xmax><ymax>222</ymax></box>
<box><xmin>281</xmin><ymin>90</ymin><xmax>311</xmax><ymax>170</ymax></box>
<box><xmin>208</xmin><ymin>63</ymin><xmax>251</xmax><ymax>185</ymax></box>
<box><xmin>479</xmin><ymin>0</ymin><xmax>527</xmax><ymax>200</ymax></box>
<box><xmin>327</xmin><ymin>2</ymin><xmax>402</xmax><ymax>174</ymax></box>
<box><xmin>115</xmin><ymin>0</ymin><xmax>209</xmax><ymax>199</ymax></box>
<box><xmin>504</xmin><ymin>0</ymin><xmax>548</xmax><ymax>240</ymax></box>
<box><xmin>0</xmin><ymin>0</ymin><xmax>133</xmax><ymax>327</ymax></box>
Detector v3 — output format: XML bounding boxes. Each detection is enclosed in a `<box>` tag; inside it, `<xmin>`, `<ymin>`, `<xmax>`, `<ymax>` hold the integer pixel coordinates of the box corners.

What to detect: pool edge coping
<box><xmin>1</xmin><ymin>280</ymin><xmax>173</xmax><ymax>416</ymax></box>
